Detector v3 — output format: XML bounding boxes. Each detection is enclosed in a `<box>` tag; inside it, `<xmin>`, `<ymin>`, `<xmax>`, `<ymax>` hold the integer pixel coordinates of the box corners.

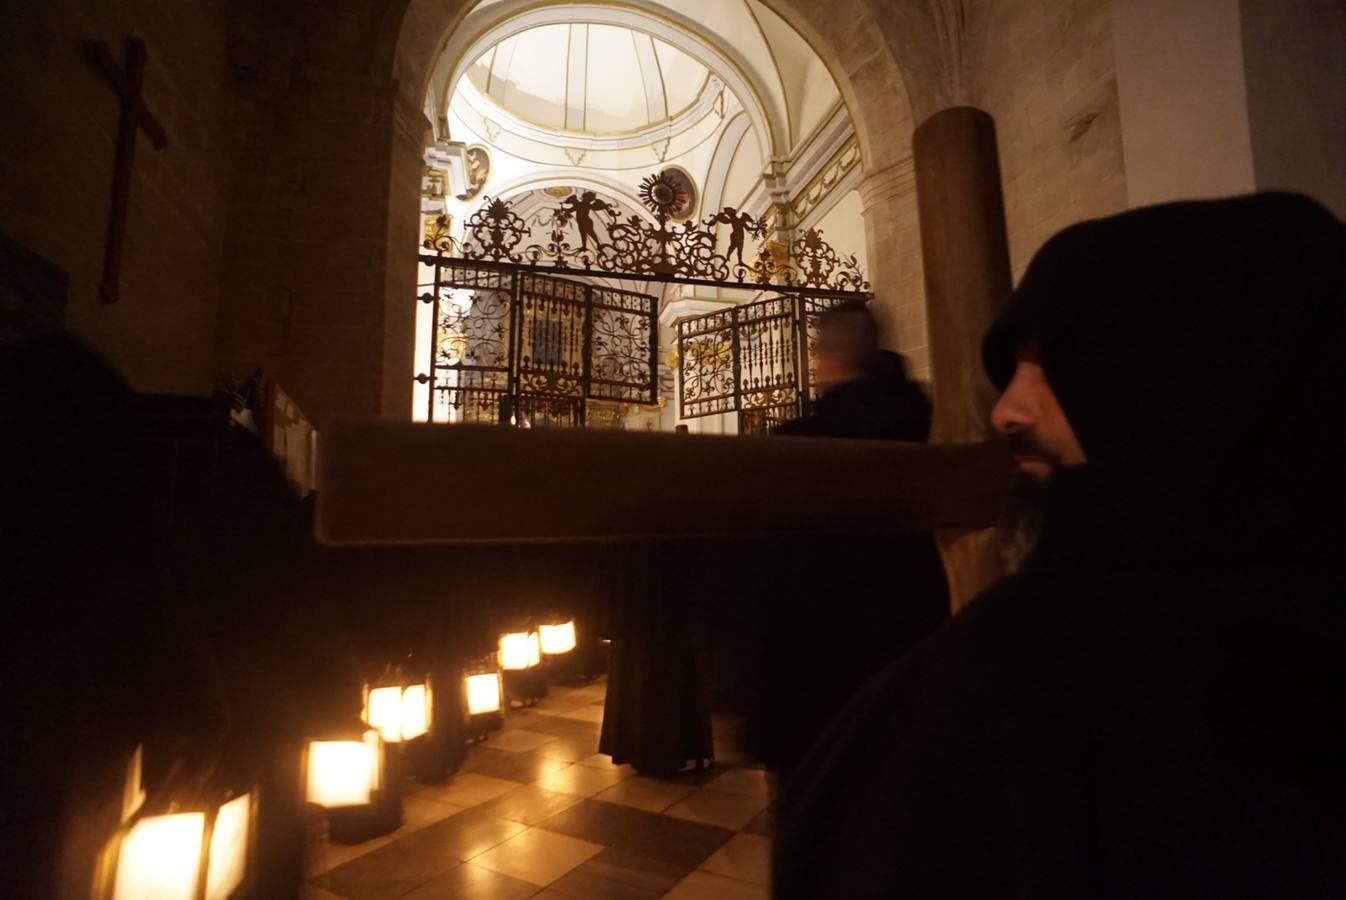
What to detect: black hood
<box><xmin>983</xmin><ymin>192</ymin><xmax>1346</xmax><ymax>572</ymax></box>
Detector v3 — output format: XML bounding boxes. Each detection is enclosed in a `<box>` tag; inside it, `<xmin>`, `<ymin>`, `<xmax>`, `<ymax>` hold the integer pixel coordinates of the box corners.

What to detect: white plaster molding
<box><xmin>701</xmin><ymin>112</ymin><xmax>754</xmax><ymax>216</ymax></box>
<box><xmin>659</xmin><ymin>296</ymin><xmax>737</xmax><ymax>328</ymax></box>
<box><xmin>790</xmin><ymin>136</ymin><xmax>861</xmax><ymax>224</ymax></box>
<box><xmin>425</xmin><ymin>141</ymin><xmax>469</xmax><ymax>197</ymax></box>
<box><xmin>454</xmin><ymin>69</ymin><xmax>728</xmax><ymax>153</ymax></box>
<box><xmin>796</xmin><ymin>161</ymin><xmax>863</xmax><ymax>231</ymax></box>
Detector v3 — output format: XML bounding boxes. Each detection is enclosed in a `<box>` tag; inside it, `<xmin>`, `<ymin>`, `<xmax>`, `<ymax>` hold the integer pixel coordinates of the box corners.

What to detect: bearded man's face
<box><xmin>990</xmin><ymin>346</ymin><xmax>1086</xmax><ymax>572</ymax></box>
<box><xmin>990</xmin><ymin>346</ymin><xmax>1086</xmax><ymax>481</ymax></box>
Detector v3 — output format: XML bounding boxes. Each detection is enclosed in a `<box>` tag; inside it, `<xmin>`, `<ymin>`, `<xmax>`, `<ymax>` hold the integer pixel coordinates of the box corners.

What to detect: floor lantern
<box><xmin>541</xmin><ymin>614</ymin><xmax>607</xmax><ymax>681</ymax></box>
<box><xmin>302</xmin><ymin>722</ymin><xmax>402</xmax><ymax>843</ymax></box>
<box><xmin>498</xmin><ymin>625</ymin><xmax>546</xmax><ymax>706</ymax></box>
<box><xmin>539</xmin><ymin>618</ymin><xmax>577</xmax><ymax>656</ymax></box>
<box><xmin>94</xmin><ymin>747</ymin><xmax>257</xmax><ymax>900</ymax></box>
<box><xmin>362</xmin><ymin>667</ymin><xmax>432</xmax><ymax>745</ymax></box>
<box><xmin>463</xmin><ymin>657</ymin><xmax>505</xmax><ymax>741</ymax></box>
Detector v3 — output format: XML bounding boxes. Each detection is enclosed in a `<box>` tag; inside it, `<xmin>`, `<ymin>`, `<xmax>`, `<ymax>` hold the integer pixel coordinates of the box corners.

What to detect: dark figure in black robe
<box><xmin>599</xmin><ymin>541</ymin><xmax>715</xmax><ymax>775</ymax></box>
<box><xmin>775</xmin><ymin>350</ymin><xmax>932</xmax><ymax>442</ymax></box>
<box><xmin>756</xmin><ymin>304</ymin><xmax>948</xmax><ymax>778</ymax></box>
<box><xmin>775</xmin><ymin>192</ymin><xmax>1346</xmax><ymax>898</ymax></box>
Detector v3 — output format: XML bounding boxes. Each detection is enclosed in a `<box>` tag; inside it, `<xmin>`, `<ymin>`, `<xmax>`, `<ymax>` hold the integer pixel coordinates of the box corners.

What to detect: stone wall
<box><xmin>972</xmin><ymin>0</ymin><xmax>1128</xmax><ymax>279</ymax></box>
<box><xmin>0</xmin><ymin>0</ymin><xmax>235</xmax><ymax>393</ymax></box>
<box><xmin>1241</xmin><ymin>0</ymin><xmax>1346</xmax><ymax>219</ymax></box>
<box><xmin>215</xmin><ymin>0</ymin><xmax>430</xmax><ymax>420</ymax></box>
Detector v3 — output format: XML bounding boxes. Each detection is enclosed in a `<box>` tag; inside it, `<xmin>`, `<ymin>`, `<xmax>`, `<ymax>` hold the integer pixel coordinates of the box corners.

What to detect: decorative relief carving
<box><xmin>456</xmin><ymin>146</ymin><xmax>491</xmax><ymax>201</ymax></box>
<box><xmin>791</xmin><ymin>138</ymin><xmax>862</xmax><ymax>222</ymax></box>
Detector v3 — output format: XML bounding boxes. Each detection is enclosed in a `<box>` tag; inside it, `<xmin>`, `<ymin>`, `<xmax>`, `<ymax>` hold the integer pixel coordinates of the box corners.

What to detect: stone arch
<box><xmin>376</xmin><ymin>0</ymin><xmax>943</xmax><ymax>416</ymax></box>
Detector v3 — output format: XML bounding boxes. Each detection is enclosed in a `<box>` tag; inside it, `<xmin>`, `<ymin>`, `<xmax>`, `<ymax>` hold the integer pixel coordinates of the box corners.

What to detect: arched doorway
<box><xmin>386</xmin><ymin>0</ymin><xmax>913</xmax><ymax>428</ymax></box>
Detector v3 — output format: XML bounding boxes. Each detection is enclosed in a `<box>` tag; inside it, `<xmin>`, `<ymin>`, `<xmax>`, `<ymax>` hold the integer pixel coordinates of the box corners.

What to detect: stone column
<box><xmin>381</xmin><ymin>92</ymin><xmax>432</xmax><ymax>417</ymax></box>
<box><xmin>857</xmin><ymin>158</ymin><xmax>930</xmax><ymax>381</ymax></box>
<box><xmin>912</xmin><ymin>106</ymin><xmax>1014</xmax><ymax>612</ymax></box>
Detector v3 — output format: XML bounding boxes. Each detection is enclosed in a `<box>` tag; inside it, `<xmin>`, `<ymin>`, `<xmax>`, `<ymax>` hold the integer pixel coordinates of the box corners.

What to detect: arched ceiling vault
<box><xmin>388</xmin><ymin>0</ymin><xmax>919</xmax><ymax>172</ymax></box>
<box><xmin>432</xmin><ymin>3</ymin><xmax>782</xmax><ymax>160</ymax></box>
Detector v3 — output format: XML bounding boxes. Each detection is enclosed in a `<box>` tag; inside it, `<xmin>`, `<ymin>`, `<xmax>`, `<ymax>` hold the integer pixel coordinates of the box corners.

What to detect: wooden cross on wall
<box><xmin>84</xmin><ymin>37</ymin><xmax>168</xmax><ymax>305</ymax></box>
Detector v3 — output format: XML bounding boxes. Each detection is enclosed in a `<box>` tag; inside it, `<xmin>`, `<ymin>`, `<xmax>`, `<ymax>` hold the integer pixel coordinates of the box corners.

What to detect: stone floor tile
<box><xmin>643</xmin><ymin>765</ymin><xmax>722</xmax><ymax>788</ymax></box>
<box><xmin>538</xmin><ymin>800</ymin><xmax>732</xmax><ymax>870</ymax></box>
<box><xmin>742</xmin><ymin>805</ymin><xmax>774</xmax><ymax>837</ymax></box>
<box><xmin>413</xmin><ymin>772</ymin><xmax>521</xmax><ymax>808</ymax></box>
<box><xmin>546</xmin><ymin>846</ymin><xmax>689</xmax><ymax>899</ymax></box>
<box><xmin>698</xmin><ymin>834</ymin><xmax>771</xmax><ymax>886</ymax></box>
<box><xmin>663</xmin><ymin>870</ymin><xmax>769</xmax><ymax>900</ymax></box>
<box><xmin>305</xmin><ymin>833</ymin><xmax>398</xmax><ymax>879</ymax></box>
<box><xmin>469</xmin><ymin>827</ymin><xmax>603</xmax><ymax>886</ymax></box>
<box><xmin>302</xmin><ymin>886</ymin><xmax>349</xmax><ymax>900</ymax></box>
<box><xmin>478</xmin><ymin>782</ymin><xmax>587</xmax><ymax>826</ymax></box>
<box><xmin>535</xmin><ymin>763</ymin><xmax>632</xmax><ymax>797</ymax></box>
<box><xmin>398</xmin><ymin>862</ymin><xmax>540</xmax><ymax>900</ymax></box>
<box><xmin>403</xmin><ymin>795</ymin><xmax>468</xmax><ymax>830</ymax></box>
<box><xmin>574</xmin><ymin>753</ymin><xmax>632</xmax><ymax>772</ymax></box>
<box><xmin>535</xmin><ymin>737</ymin><xmax>601</xmax><ymax>762</ymax></box>
<box><xmin>665</xmin><ymin>789</ymin><xmax>767</xmax><ymax>831</ymax></box>
<box><xmin>512</xmin><ymin>712</ymin><xmax>602</xmax><ymax>741</ymax></box>
<box><xmin>592</xmin><ymin>777</ymin><xmax>695</xmax><ymax>814</ymax></box>
<box><xmin>314</xmin><ymin>808</ymin><xmax>526</xmax><ymax>900</ymax></box>
<box><xmin>548</xmin><ymin>703</ymin><xmax>606</xmax><ymax>723</ymax></box>
<box><xmin>461</xmin><ymin>747</ymin><xmax>572</xmax><ymax>783</ymax></box>
<box><xmin>703</xmin><ymin>767</ymin><xmax>771</xmax><ymax>800</ymax></box>
<box><xmin>484</xmin><ymin>728</ymin><xmax>560</xmax><ymax>753</ymax></box>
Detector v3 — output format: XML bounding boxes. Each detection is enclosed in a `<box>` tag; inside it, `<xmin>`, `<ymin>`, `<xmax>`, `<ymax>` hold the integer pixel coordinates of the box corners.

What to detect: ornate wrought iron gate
<box><xmin>416</xmin><ymin>170</ymin><xmax>869</xmax><ymax>431</ymax></box>
<box><xmin>414</xmin><ymin>260</ymin><xmax>658</xmax><ymax>427</ymax></box>
<box><xmin>676</xmin><ymin>293</ymin><xmax>858</xmax><ymax>433</ymax></box>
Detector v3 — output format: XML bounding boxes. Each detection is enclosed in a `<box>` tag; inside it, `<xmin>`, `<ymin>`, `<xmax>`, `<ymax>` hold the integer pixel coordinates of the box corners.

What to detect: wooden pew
<box><xmin>314</xmin><ymin>421</ymin><xmax>1014</xmax><ymax>545</ymax></box>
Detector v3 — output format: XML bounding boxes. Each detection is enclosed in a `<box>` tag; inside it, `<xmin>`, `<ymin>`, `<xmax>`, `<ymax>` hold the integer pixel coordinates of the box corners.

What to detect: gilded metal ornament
<box><xmin>416</xmin><ymin>171</ymin><xmax>870</xmax><ymax>431</ymax></box>
<box><xmin>439</xmin><ymin>171</ymin><xmax>869</xmax><ymax>295</ymax></box>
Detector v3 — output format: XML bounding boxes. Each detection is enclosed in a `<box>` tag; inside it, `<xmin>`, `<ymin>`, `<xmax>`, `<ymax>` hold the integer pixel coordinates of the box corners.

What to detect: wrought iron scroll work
<box><xmin>676</xmin><ymin>293</ymin><xmax>858</xmax><ymax>429</ymax></box>
<box><xmin>444</xmin><ymin>175</ymin><xmax>870</xmax><ymax>294</ymax></box>
<box><xmin>416</xmin><ymin>261</ymin><xmax>658</xmax><ymax>427</ymax></box>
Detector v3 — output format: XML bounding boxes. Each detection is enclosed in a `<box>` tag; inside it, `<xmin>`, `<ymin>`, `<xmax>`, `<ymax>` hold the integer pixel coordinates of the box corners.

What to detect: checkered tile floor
<box><xmin>306</xmin><ymin>678</ymin><xmax>774</xmax><ymax>899</ymax></box>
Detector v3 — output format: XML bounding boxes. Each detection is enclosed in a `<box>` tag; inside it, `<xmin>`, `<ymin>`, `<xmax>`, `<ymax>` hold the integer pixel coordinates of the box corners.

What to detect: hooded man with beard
<box><xmin>773</xmin><ymin>192</ymin><xmax>1346</xmax><ymax>898</ymax></box>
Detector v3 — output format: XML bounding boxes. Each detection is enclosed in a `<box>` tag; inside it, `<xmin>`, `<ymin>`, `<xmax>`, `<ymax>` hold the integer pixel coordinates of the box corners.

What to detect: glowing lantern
<box><xmin>363</xmin><ymin>670</ymin><xmax>432</xmax><ymax>743</ymax></box>
<box><xmin>303</xmin><ymin>724</ymin><xmax>402</xmax><ymax>843</ymax></box>
<box><xmin>305</xmin><ymin>730</ymin><xmax>383</xmax><ymax>809</ymax></box>
<box><xmin>539</xmin><ymin>620</ymin><xmax>577</xmax><ymax>655</ymax></box>
<box><xmin>463</xmin><ymin>657</ymin><xmax>505</xmax><ymax>740</ymax></box>
<box><xmin>498</xmin><ymin>630</ymin><xmax>541</xmax><ymax>671</ymax></box>
<box><xmin>466</xmin><ymin>671</ymin><xmax>503</xmax><ymax>716</ymax></box>
<box><xmin>498</xmin><ymin>625</ymin><xmax>547</xmax><ymax>706</ymax></box>
<box><xmin>97</xmin><ymin>750</ymin><xmax>256</xmax><ymax>900</ymax></box>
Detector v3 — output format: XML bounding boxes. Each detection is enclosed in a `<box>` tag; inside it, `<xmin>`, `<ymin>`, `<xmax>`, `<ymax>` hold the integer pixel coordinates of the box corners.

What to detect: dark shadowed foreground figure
<box><xmin>775</xmin><ymin>193</ymin><xmax>1346</xmax><ymax>898</ymax></box>
<box><xmin>756</xmin><ymin>303</ymin><xmax>946</xmax><ymax>777</ymax></box>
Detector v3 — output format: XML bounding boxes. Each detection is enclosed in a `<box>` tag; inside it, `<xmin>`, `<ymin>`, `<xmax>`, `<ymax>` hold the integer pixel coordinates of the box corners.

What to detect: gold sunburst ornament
<box><xmin>638</xmin><ymin>172</ymin><xmax>688</xmax><ymax>219</ymax></box>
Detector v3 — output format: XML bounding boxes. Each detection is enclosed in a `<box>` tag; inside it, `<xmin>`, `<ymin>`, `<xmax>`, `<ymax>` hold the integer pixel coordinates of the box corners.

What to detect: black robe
<box><xmin>754</xmin><ymin>358</ymin><xmax>946</xmax><ymax>776</ymax></box>
<box><xmin>777</xmin><ymin>193</ymin><xmax>1346</xmax><ymax>897</ymax></box>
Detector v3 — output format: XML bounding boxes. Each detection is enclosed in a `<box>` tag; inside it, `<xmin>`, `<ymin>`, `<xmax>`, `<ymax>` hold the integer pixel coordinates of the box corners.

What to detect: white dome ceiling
<box><xmin>464</xmin><ymin>24</ymin><xmax>712</xmax><ymax>136</ymax></box>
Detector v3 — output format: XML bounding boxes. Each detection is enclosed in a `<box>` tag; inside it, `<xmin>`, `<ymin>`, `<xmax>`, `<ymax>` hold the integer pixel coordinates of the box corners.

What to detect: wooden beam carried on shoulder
<box><xmin>314</xmin><ymin>421</ymin><xmax>1014</xmax><ymax>546</ymax></box>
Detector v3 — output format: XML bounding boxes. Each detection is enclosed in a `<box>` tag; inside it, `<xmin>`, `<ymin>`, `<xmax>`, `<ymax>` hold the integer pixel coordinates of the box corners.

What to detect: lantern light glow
<box><xmin>363</xmin><ymin>680</ymin><xmax>431</xmax><ymax>743</ymax></box>
<box><xmin>498</xmin><ymin>631</ymin><xmax>541</xmax><ymax>670</ymax></box>
<box><xmin>112</xmin><ymin>811</ymin><xmax>205</xmax><ymax>900</ymax></box>
<box><xmin>204</xmin><ymin>792</ymin><xmax>253</xmax><ymax>900</ymax></box>
<box><xmin>305</xmin><ymin>731</ymin><xmax>382</xmax><ymax>808</ymax></box>
<box><xmin>466</xmin><ymin>672</ymin><xmax>503</xmax><ymax>715</ymax></box>
<box><xmin>539</xmin><ymin>620</ymin><xmax>577</xmax><ymax>655</ymax></box>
